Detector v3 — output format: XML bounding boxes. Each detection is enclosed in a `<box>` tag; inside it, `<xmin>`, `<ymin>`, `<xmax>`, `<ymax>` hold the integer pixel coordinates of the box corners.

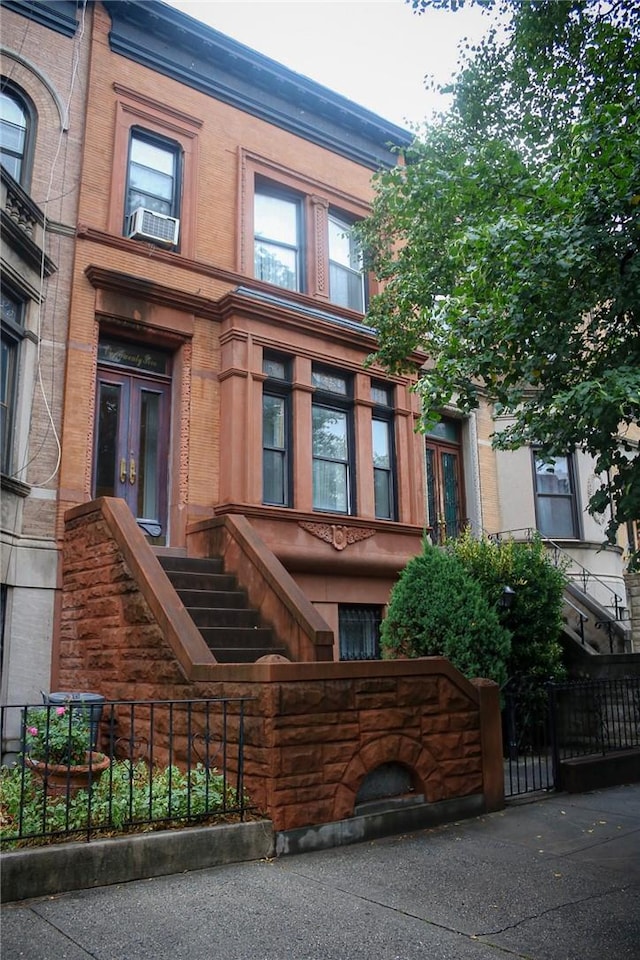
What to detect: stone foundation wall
<box><xmin>56</xmin><ymin>500</ymin><xmax>504</xmax><ymax>831</ymax></box>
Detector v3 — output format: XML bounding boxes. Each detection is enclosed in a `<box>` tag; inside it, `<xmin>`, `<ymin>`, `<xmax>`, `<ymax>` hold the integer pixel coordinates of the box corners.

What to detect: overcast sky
<box><xmin>162</xmin><ymin>0</ymin><xmax>494</xmax><ymax>129</ymax></box>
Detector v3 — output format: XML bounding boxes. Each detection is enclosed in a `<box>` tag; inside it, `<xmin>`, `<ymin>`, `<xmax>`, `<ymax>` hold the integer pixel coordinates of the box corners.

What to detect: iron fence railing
<box><xmin>503</xmin><ymin>676</ymin><xmax>640</xmax><ymax>798</ymax></box>
<box><xmin>0</xmin><ymin>697</ymin><xmax>253</xmax><ymax>847</ymax></box>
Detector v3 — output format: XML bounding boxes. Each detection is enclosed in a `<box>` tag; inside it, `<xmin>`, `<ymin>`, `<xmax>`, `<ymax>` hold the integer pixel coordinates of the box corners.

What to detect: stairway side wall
<box><xmin>56</xmin><ymin>499</ymin><xmax>504</xmax><ymax>831</ymax></box>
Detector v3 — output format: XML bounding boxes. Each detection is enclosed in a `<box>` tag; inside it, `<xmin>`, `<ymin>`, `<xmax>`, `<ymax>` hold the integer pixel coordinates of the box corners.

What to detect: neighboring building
<box><xmin>1</xmin><ymin>0</ymin><xmax>634</xmax><ymax>715</ymax></box>
<box><xmin>1</xmin><ymin>0</ymin><xmax>90</xmax><ymax>704</ymax></box>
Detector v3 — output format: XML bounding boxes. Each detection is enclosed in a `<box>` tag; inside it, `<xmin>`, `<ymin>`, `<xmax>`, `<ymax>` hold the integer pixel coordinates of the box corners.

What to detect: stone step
<box><xmin>163</xmin><ymin>571</ymin><xmax>237</xmax><ymax>592</ymax></box>
<box><xmin>186</xmin><ymin>607</ymin><xmax>260</xmax><ymax>628</ymax></box>
<box><xmin>157</xmin><ymin>552</ymin><xmax>288</xmax><ymax>663</ymax></box>
<box><xmin>175</xmin><ymin>589</ymin><xmax>247</xmax><ymax>609</ymax></box>
<box><xmin>158</xmin><ymin>556</ymin><xmax>224</xmax><ymax>575</ymax></box>
<box><xmin>200</xmin><ymin>626</ymin><xmax>275</xmax><ymax>648</ymax></box>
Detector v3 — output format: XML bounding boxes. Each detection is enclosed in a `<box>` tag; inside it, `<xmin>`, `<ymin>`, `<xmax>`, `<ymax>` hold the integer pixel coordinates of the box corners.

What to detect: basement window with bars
<box><xmin>339</xmin><ymin>605</ymin><xmax>382</xmax><ymax>661</ymax></box>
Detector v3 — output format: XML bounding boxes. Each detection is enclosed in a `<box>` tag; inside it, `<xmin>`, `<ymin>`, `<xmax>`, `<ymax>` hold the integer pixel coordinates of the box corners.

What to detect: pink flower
<box><xmin>27</xmin><ymin>726</ymin><xmax>38</xmax><ymax>736</ymax></box>
<box><xmin>56</xmin><ymin>706</ymin><xmax>66</xmax><ymax>716</ymax></box>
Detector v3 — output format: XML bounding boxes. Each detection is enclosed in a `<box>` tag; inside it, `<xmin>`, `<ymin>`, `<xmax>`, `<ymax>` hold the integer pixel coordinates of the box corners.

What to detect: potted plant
<box><xmin>24</xmin><ymin>703</ymin><xmax>110</xmax><ymax>796</ymax></box>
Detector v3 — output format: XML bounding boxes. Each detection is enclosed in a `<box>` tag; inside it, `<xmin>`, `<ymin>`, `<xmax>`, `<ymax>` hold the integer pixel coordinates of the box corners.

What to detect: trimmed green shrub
<box><xmin>380</xmin><ymin>542</ymin><xmax>511</xmax><ymax>687</ymax></box>
<box><xmin>448</xmin><ymin>531</ymin><xmax>566</xmax><ymax>682</ymax></box>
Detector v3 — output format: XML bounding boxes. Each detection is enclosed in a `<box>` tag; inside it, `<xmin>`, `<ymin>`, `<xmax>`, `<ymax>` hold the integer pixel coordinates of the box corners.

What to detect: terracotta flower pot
<box><xmin>25</xmin><ymin>751</ymin><xmax>110</xmax><ymax>797</ymax></box>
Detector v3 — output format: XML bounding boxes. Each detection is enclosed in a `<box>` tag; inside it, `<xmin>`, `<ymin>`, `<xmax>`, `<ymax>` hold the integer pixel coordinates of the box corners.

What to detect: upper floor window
<box><xmin>254</xmin><ymin>183</ymin><xmax>302</xmax><ymax>292</ymax></box>
<box><xmin>0</xmin><ymin>83</ymin><xmax>34</xmax><ymax>187</ymax></box>
<box><xmin>262</xmin><ymin>354</ymin><xmax>292</xmax><ymax>506</ymax></box>
<box><xmin>312</xmin><ymin>367</ymin><xmax>354</xmax><ymax>514</ymax></box>
<box><xmin>126</xmin><ymin>130</ymin><xmax>181</xmax><ymax>218</ymax></box>
<box><xmin>533</xmin><ymin>453</ymin><xmax>580</xmax><ymax>539</ymax></box>
<box><xmin>329</xmin><ymin>213</ymin><xmax>365</xmax><ymax>312</ymax></box>
<box><xmin>244</xmin><ymin>156</ymin><xmax>370</xmax><ymax>312</ymax></box>
<box><xmin>1</xmin><ymin>290</ymin><xmax>24</xmax><ymax>475</ymax></box>
<box><xmin>371</xmin><ymin>382</ymin><xmax>396</xmax><ymax>520</ymax></box>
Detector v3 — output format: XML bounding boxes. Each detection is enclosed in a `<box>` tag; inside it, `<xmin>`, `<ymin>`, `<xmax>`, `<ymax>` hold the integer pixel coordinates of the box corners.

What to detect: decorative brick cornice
<box><xmin>299</xmin><ymin>521</ymin><xmax>376</xmax><ymax>551</ymax></box>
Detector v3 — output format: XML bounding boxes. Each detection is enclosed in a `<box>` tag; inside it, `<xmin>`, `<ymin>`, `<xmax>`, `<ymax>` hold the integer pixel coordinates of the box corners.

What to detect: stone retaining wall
<box><xmin>55</xmin><ymin>500</ymin><xmax>504</xmax><ymax>832</ymax></box>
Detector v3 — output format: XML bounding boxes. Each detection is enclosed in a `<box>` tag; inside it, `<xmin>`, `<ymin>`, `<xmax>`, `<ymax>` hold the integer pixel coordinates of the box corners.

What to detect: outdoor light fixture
<box><xmin>499</xmin><ymin>585</ymin><xmax>516</xmax><ymax>610</ymax></box>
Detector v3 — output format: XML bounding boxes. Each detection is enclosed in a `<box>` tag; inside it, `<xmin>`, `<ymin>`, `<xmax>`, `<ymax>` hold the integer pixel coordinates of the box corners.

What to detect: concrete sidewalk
<box><xmin>2</xmin><ymin>784</ymin><xmax>639</xmax><ymax>959</ymax></box>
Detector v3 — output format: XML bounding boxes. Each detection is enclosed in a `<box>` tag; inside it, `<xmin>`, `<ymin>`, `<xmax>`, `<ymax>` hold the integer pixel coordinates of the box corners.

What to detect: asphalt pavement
<box><xmin>2</xmin><ymin>783</ymin><xmax>639</xmax><ymax>960</ymax></box>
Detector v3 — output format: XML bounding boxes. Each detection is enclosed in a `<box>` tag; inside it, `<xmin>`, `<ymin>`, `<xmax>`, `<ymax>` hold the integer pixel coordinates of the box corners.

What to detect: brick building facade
<box><xmin>1</xmin><ymin>0</ymin><xmax>635</xmax><ymax>713</ymax></box>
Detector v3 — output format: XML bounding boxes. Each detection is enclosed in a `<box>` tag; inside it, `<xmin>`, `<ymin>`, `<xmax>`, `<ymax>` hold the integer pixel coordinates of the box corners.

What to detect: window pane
<box><xmin>255</xmin><ymin>192</ymin><xmax>298</xmax><ymax>245</ymax></box>
<box><xmin>311</xmin><ymin>370</ymin><xmax>348</xmax><ymax>395</ymax></box>
<box><xmin>374</xmin><ymin>469</ymin><xmax>391</xmax><ymax>520</ymax></box>
<box><xmin>372</xmin><ymin>419</ymin><xmax>390</xmax><ymax>469</ymax></box>
<box><xmin>535</xmin><ymin>457</ymin><xmax>571</xmax><ymax>494</ymax></box>
<box><xmin>263</xmin><ymin>357</ymin><xmax>288</xmax><ymax>380</ymax></box>
<box><xmin>129</xmin><ymin>163</ymin><xmax>174</xmax><ymax>202</ymax></box>
<box><xmin>138</xmin><ymin>391</ymin><xmax>160</xmax><ymax>521</ymax></box>
<box><xmin>263</xmin><ymin>449</ymin><xmax>285</xmax><ymax>504</ymax></box>
<box><xmin>371</xmin><ymin>383</ymin><xmax>392</xmax><ymax>407</ymax></box>
<box><xmin>130</xmin><ymin>137</ymin><xmax>176</xmax><ymax>175</ymax></box>
<box><xmin>1</xmin><ymin>91</ymin><xmax>27</xmax><ymax>182</ymax></box>
<box><xmin>263</xmin><ymin>394</ymin><xmax>285</xmax><ymax>448</ymax></box>
<box><xmin>312</xmin><ymin>407</ymin><xmax>347</xmax><ymax>459</ymax></box>
<box><xmin>313</xmin><ymin>459</ymin><xmax>348</xmax><ymax>512</ymax></box>
<box><xmin>254</xmin><ymin>241</ymin><xmax>297</xmax><ymax>289</ymax></box>
<box><xmin>329</xmin><ymin>263</ymin><xmax>364</xmax><ymax>311</ymax></box>
<box><xmin>329</xmin><ymin>216</ymin><xmax>361</xmax><ymax>270</ymax></box>
<box><xmin>95</xmin><ymin>384</ymin><xmax>121</xmax><ymax>498</ymax></box>
<box><xmin>537</xmin><ymin>497</ymin><xmax>577</xmax><ymax>539</ymax></box>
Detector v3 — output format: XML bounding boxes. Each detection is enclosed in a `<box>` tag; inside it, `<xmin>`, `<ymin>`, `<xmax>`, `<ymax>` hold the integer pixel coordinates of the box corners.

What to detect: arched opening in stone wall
<box><xmin>354</xmin><ymin>761</ymin><xmax>419</xmax><ymax>812</ymax></box>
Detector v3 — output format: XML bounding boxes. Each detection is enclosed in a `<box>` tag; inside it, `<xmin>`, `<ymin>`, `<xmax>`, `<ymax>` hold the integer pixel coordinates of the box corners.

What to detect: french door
<box><xmin>425</xmin><ymin>430</ymin><xmax>466</xmax><ymax>544</ymax></box>
<box><xmin>94</xmin><ymin>370</ymin><xmax>170</xmax><ymax>541</ymax></box>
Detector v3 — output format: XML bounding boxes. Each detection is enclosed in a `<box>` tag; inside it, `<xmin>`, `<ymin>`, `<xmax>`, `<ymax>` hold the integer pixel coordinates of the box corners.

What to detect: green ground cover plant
<box><xmin>0</xmin><ymin>759</ymin><xmax>242</xmax><ymax>848</ymax></box>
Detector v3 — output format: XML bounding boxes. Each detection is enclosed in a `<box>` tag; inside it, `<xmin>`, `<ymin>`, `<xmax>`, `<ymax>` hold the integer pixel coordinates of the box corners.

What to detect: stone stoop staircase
<box><xmin>157</xmin><ymin>555</ymin><xmax>288</xmax><ymax>663</ymax></box>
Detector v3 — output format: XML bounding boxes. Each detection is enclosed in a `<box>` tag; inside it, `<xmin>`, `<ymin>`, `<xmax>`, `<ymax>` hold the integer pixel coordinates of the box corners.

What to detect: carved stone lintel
<box><xmin>299</xmin><ymin>520</ymin><xmax>376</xmax><ymax>551</ymax></box>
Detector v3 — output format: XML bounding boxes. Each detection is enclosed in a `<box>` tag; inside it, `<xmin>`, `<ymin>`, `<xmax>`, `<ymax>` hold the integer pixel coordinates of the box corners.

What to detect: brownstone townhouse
<box><xmin>2</xmin><ymin>0</ymin><xmax>637</xmax><ymax>730</ymax></box>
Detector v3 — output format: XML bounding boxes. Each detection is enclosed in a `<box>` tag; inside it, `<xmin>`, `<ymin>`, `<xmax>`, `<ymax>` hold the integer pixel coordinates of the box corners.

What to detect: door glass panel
<box><xmin>137</xmin><ymin>390</ymin><xmax>160</xmax><ymax>520</ymax></box>
<box><xmin>442</xmin><ymin>452</ymin><xmax>460</xmax><ymax>531</ymax></box>
<box><xmin>95</xmin><ymin>383</ymin><xmax>121</xmax><ymax>498</ymax></box>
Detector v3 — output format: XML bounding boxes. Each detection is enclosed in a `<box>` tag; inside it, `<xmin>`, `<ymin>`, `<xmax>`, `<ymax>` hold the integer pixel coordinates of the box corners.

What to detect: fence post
<box><xmin>473</xmin><ymin>678</ymin><xmax>504</xmax><ymax>812</ymax></box>
<box><xmin>548</xmin><ymin>681</ymin><xmax>560</xmax><ymax>792</ymax></box>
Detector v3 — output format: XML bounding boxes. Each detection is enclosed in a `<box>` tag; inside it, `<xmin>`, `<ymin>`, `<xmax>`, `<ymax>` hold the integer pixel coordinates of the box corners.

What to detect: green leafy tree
<box><xmin>380</xmin><ymin>542</ymin><xmax>511</xmax><ymax>686</ymax></box>
<box><xmin>359</xmin><ymin>0</ymin><xmax>640</xmax><ymax>559</ymax></box>
<box><xmin>448</xmin><ymin>531</ymin><xmax>566</xmax><ymax>681</ymax></box>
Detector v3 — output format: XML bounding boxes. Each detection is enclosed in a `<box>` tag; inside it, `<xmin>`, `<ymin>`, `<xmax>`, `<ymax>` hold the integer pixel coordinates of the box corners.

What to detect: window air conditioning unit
<box><xmin>126</xmin><ymin>207</ymin><xmax>180</xmax><ymax>246</ymax></box>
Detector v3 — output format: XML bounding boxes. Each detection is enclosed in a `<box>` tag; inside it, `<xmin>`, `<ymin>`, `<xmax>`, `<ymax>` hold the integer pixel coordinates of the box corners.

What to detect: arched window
<box><xmin>0</xmin><ymin>82</ymin><xmax>35</xmax><ymax>187</ymax></box>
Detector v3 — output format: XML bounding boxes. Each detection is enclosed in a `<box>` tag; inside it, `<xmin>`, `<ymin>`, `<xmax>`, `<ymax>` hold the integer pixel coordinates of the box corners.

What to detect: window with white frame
<box><xmin>533</xmin><ymin>452</ymin><xmax>580</xmax><ymax>539</ymax></box>
<box><xmin>371</xmin><ymin>381</ymin><xmax>396</xmax><ymax>520</ymax></box>
<box><xmin>328</xmin><ymin>213</ymin><xmax>365</xmax><ymax>312</ymax></box>
<box><xmin>262</xmin><ymin>354</ymin><xmax>292</xmax><ymax>506</ymax></box>
<box><xmin>254</xmin><ymin>183</ymin><xmax>302</xmax><ymax>292</ymax></box>
<box><xmin>1</xmin><ymin>290</ymin><xmax>24</xmax><ymax>476</ymax></box>
<box><xmin>311</xmin><ymin>367</ymin><xmax>354</xmax><ymax>514</ymax></box>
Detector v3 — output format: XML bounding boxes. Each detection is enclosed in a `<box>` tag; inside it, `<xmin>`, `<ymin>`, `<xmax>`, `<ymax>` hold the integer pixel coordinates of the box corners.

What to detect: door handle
<box><xmin>129</xmin><ymin>457</ymin><xmax>136</xmax><ymax>484</ymax></box>
<box><xmin>120</xmin><ymin>458</ymin><xmax>127</xmax><ymax>484</ymax></box>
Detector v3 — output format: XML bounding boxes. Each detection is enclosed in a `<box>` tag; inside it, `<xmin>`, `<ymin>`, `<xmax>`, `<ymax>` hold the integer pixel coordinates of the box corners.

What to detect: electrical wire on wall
<box><xmin>3</xmin><ymin>0</ymin><xmax>88</xmax><ymax>488</ymax></box>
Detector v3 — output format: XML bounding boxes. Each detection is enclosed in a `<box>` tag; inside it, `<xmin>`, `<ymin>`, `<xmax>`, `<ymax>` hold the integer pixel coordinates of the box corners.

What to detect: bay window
<box><xmin>533</xmin><ymin>453</ymin><xmax>580</xmax><ymax>539</ymax></box>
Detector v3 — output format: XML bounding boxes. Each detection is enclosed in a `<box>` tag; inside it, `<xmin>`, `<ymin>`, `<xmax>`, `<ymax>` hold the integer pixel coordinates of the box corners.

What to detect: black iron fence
<box><xmin>503</xmin><ymin>676</ymin><xmax>640</xmax><ymax>798</ymax></box>
<box><xmin>0</xmin><ymin>697</ymin><xmax>252</xmax><ymax>847</ymax></box>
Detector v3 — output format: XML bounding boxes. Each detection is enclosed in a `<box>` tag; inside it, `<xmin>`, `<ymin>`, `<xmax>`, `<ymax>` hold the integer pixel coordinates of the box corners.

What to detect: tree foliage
<box><xmin>359</xmin><ymin>1</ymin><xmax>640</xmax><ymax>554</ymax></box>
<box><xmin>380</xmin><ymin>542</ymin><xmax>511</xmax><ymax>686</ymax></box>
<box><xmin>448</xmin><ymin>531</ymin><xmax>566</xmax><ymax>681</ymax></box>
